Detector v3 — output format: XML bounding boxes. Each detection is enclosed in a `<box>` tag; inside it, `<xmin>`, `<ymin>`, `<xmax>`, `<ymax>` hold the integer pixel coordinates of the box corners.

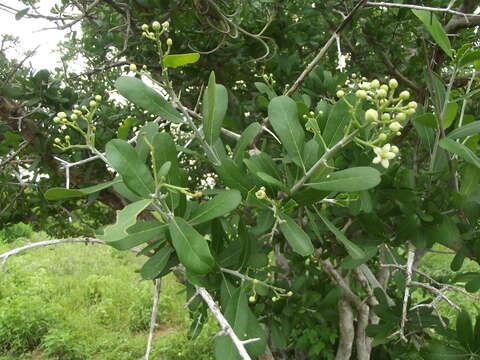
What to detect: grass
<box><xmin>0</xmin><ymin>230</ymin><xmax>217</xmax><ymax>360</ymax></box>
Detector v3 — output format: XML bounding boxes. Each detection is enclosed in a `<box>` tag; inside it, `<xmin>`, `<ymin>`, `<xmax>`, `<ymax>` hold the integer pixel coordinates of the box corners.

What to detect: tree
<box><xmin>2</xmin><ymin>0</ymin><xmax>480</xmax><ymax>359</ymax></box>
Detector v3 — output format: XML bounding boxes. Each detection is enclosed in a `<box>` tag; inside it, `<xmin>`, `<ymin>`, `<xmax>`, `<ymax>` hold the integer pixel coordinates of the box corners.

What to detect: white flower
<box><xmin>336</xmin><ymin>53</ymin><xmax>350</xmax><ymax>72</ymax></box>
<box><xmin>372</xmin><ymin>144</ymin><xmax>396</xmax><ymax>168</ymax></box>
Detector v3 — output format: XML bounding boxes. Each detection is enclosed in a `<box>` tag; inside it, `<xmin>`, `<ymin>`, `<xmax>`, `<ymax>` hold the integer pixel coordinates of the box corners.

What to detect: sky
<box><xmin>1</xmin><ymin>0</ymin><xmax>76</xmax><ymax>70</ymax></box>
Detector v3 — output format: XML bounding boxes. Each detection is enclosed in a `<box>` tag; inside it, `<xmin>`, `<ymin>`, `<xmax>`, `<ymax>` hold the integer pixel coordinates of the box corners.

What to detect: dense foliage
<box><xmin>2</xmin><ymin>0</ymin><xmax>480</xmax><ymax>359</ymax></box>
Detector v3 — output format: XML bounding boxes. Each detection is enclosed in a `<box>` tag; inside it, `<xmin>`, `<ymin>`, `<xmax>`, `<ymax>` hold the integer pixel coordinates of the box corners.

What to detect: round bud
<box><xmin>129</xmin><ymin>63</ymin><xmax>137</xmax><ymax>72</ymax></box>
<box><xmin>371</xmin><ymin>79</ymin><xmax>380</xmax><ymax>89</ymax></box>
<box><xmin>95</xmin><ymin>95</ymin><xmax>102</xmax><ymax>102</ymax></box>
<box><xmin>377</xmin><ymin>89</ymin><xmax>387</xmax><ymax>98</ymax></box>
<box><xmin>193</xmin><ymin>191</ymin><xmax>203</xmax><ymax>198</ymax></box>
<box><xmin>361</xmin><ymin>82</ymin><xmax>371</xmax><ymax>90</ymax></box>
<box><xmin>162</xmin><ymin>21</ymin><xmax>169</xmax><ymax>29</ymax></box>
<box><xmin>65</xmin><ymin>135</ymin><xmax>70</xmax><ymax>141</ymax></box>
<box><xmin>391</xmin><ymin>145</ymin><xmax>399</xmax><ymax>153</ymax></box>
<box><xmin>143</xmin><ymin>65</ymin><xmax>147</xmax><ymax>70</ymax></box>
<box><xmin>378</xmin><ymin>133</ymin><xmax>387</xmax><ymax>141</ymax></box>
<box><xmin>380</xmin><ymin>84</ymin><xmax>389</xmax><ymax>92</ymax></box>
<box><xmin>141</xmin><ymin>24</ymin><xmax>149</xmax><ymax>31</ymax></box>
<box><xmin>389</xmin><ymin>78</ymin><xmax>398</xmax><ymax>89</ymax></box>
<box><xmin>54</xmin><ymin>138</ymin><xmax>61</xmax><ymax>144</ymax></box>
<box><xmin>152</xmin><ymin>21</ymin><xmax>161</xmax><ymax>31</ymax></box>
<box><xmin>355</xmin><ymin>89</ymin><xmax>367</xmax><ymax>99</ymax></box>
<box><xmin>396</xmin><ymin>131</ymin><xmax>401</xmax><ymax>136</ymax></box>
<box><xmin>73</xmin><ymin>109</ymin><xmax>82</xmax><ymax>115</ymax></box>
<box><xmin>396</xmin><ymin>112</ymin><xmax>406</xmax><ymax>122</ymax></box>
<box><xmin>166</xmin><ymin>38</ymin><xmax>173</xmax><ymax>47</ymax></box>
<box><xmin>249</xmin><ymin>296</ymin><xmax>256</xmax><ymax>303</ymax></box>
<box><xmin>309</xmin><ymin>111</ymin><xmax>315</xmax><ymax>116</ymax></box>
<box><xmin>365</xmin><ymin>109</ymin><xmax>379</xmax><ymax>122</ymax></box>
<box><xmin>399</xmin><ymin>90</ymin><xmax>410</xmax><ymax>100</ymax></box>
<box><xmin>81</xmin><ymin>105</ymin><xmax>88</xmax><ymax>111</ymax></box>
<box><xmin>57</xmin><ymin>112</ymin><xmax>67</xmax><ymax>118</ymax></box>
<box><xmin>351</xmin><ymin>73</ymin><xmax>357</xmax><ymax>79</ymax></box>
<box><xmin>408</xmin><ymin>101</ymin><xmax>418</xmax><ymax>109</ymax></box>
<box><xmin>287</xmin><ymin>291</ymin><xmax>293</xmax><ymax>297</ymax></box>
<box><xmin>406</xmin><ymin>108</ymin><xmax>416</xmax><ymax>115</ymax></box>
<box><xmin>255</xmin><ymin>189</ymin><xmax>267</xmax><ymax>200</ymax></box>
<box><xmin>70</xmin><ymin>113</ymin><xmax>78</xmax><ymax>121</ymax></box>
<box><xmin>389</xmin><ymin>122</ymin><xmax>402</xmax><ymax>132</ymax></box>
<box><xmin>89</xmin><ymin>100</ymin><xmax>97</xmax><ymax>107</ymax></box>
<box><xmin>272</xmin><ymin>297</ymin><xmax>278</xmax><ymax>302</ymax></box>
<box><xmin>53</xmin><ymin>117</ymin><xmax>60</xmax><ymax>123</ymax></box>
<box><xmin>336</xmin><ymin>90</ymin><xmax>345</xmax><ymax>98</ymax></box>
<box><xmin>381</xmin><ymin>113</ymin><xmax>391</xmax><ymax>121</ymax></box>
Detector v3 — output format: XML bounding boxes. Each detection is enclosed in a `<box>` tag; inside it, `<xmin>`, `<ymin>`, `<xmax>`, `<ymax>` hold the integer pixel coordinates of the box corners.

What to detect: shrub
<box><xmin>41</xmin><ymin>328</ymin><xmax>86</xmax><ymax>360</ymax></box>
<box><xmin>0</xmin><ymin>296</ymin><xmax>56</xmax><ymax>354</ymax></box>
<box><xmin>0</xmin><ymin>223</ymin><xmax>33</xmax><ymax>244</ymax></box>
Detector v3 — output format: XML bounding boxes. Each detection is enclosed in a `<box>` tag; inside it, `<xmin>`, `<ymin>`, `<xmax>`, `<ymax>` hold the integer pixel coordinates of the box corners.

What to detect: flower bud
<box><xmin>389</xmin><ymin>121</ymin><xmax>402</xmax><ymax>132</ymax></box>
<box><xmin>272</xmin><ymin>297</ymin><xmax>278</xmax><ymax>302</ymax></box>
<box><xmin>381</xmin><ymin>113</ymin><xmax>391</xmax><ymax>121</ymax></box>
<box><xmin>73</xmin><ymin>109</ymin><xmax>82</xmax><ymax>115</ymax></box>
<box><xmin>53</xmin><ymin>117</ymin><xmax>60</xmax><ymax>123</ymax></box>
<box><xmin>162</xmin><ymin>21</ymin><xmax>169</xmax><ymax>29</ymax></box>
<box><xmin>371</xmin><ymin>79</ymin><xmax>380</xmax><ymax>89</ymax></box>
<box><xmin>70</xmin><ymin>113</ymin><xmax>78</xmax><ymax>121</ymax></box>
<box><xmin>378</xmin><ymin>133</ymin><xmax>387</xmax><ymax>141</ymax></box>
<box><xmin>151</xmin><ymin>21</ymin><xmax>161</xmax><ymax>31</ymax></box>
<box><xmin>255</xmin><ymin>189</ymin><xmax>266</xmax><ymax>200</ymax></box>
<box><xmin>141</xmin><ymin>24</ymin><xmax>149</xmax><ymax>31</ymax></box>
<box><xmin>95</xmin><ymin>95</ymin><xmax>102</xmax><ymax>102</ymax></box>
<box><xmin>287</xmin><ymin>291</ymin><xmax>293</xmax><ymax>297</ymax></box>
<box><xmin>399</xmin><ymin>90</ymin><xmax>410</xmax><ymax>100</ymax></box>
<box><xmin>65</xmin><ymin>135</ymin><xmax>70</xmax><ymax>141</ymax></box>
<box><xmin>377</xmin><ymin>89</ymin><xmax>387</xmax><ymax>98</ymax></box>
<box><xmin>129</xmin><ymin>63</ymin><xmax>137</xmax><ymax>72</ymax></box>
<box><xmin>166</xmin><ymin>38</ymin><xmax>173</xmax><ymax>46</ymax></box>
<box><xmin>389</xmin><ymin>78</ymin><xmax>398</xmax><ymax>89</ymax></box>
<box><xmin>408</xmin><ymin>101</ymin><xmax>418</xmax><ymax>109</ymax></box>
<box><xmin>355</xmin><ymin>89</ymin><xmax>367</xmax><ymax>99</ymax></box>
<box><xmin>361</xmin><ymin>82</ymin><xmax>371</xmax><ymax>90</ymax></box>
<box><xmin>336</xmin><ymin>90</ymin><xmax>345</xmax><ymax>98</ymax></box>
<box><xmin>365</xmin><ymin>109</ymin><xmax>378</xmax><ymax>122</ymax></box>
<box><xmin>249</xmin><ymin>296</ymin><xmax>256</xmax><ymax>303</ymax></box>
<box><xmin>54</xmin><ymin>138</ymin><xmax>61</xmax><ymax>144</ymax></box>
<box><xmin>351</xmin><ymin>73</ymin><xmax>357</xmax><ymax>79</ymax></box>
<box><xmin>57</xmin><ymin>112</ymin><xmax>67</xmax><ymax>118</ymax></box>
<box><xmin>89</xmin><ymin>100</ymin><xmax>97</xmax><ymax>108</ymax></box>
<box><xmin>395</xmin><ymin>112</ymin><xmax>406</xmax><ymax>122</ymax></box>
<box><xmin>380</xmin><ymin>84</ymin><xmax>389</xmax><ymax>92</ymax></box>
<box><xmin>193</xmin><ymin>191</ymin><xmax>203</xmax><ymax>198</ymax></box>
<box><xmin>391</xmin><ymin>145</ymin><xmax>399</xmax><ymax>153</ymax></box>
<box><xmin>406</xmin><ymin>108</ymin><xmax>416</xmax><ymax>115</ymax></box>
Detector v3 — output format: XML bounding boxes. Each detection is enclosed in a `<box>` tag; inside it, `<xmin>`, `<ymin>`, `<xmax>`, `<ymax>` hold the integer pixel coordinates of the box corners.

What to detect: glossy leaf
<box><xmin>45</xmin><ymin>179</ymin><xmax>120</xmax><ymax>201</ymax></box>
<box><xmin>140</xmin><ymin>246</ymin><xmax>174</xmax><ymax>280</ymax></box>
<box><xmin>439</xmin><ymin>138</ymin><xmax>480</xmax><ymax>168</ymax></box>
<box><xmin>278</xmin><ymin>215</ymin><xmax>314</xmax><ymax>256</ymax></box>
<box><xmin>444</xmin><ymin>103</ymin><xmax>458</xmax><ymax>129</ymax></box>
<box><xmin>456</xmin><ymin>310</ymin><xmax>474</xmax><ymax>351</ymax></box>
<box><xmin>323</xmin><ymin>96</ymin><xmax>352</xmax><ymax>148</ymax></box>
<box><xmin>188</xmin><ymin>190</ymin><xmax>242</xmax><ymax>225</ymax></box>
<box><xmin>412</xmin><ymin>10</ymin><xmax>452</xmax><ymax>58</ymax></box>
<box><xmin>98</xmin><ymin>199</ymin><xmax>152</xmax><ymax>242</ymax></box>
<box><xmin>268</xmin><ymin>96</ymin><xmax>305</xmax><ymax>169</ymax></box>
<box><xmin>448</xmin><ymin>121</ymin><xmax>480</xmax><ymax>139</ymax></box>
<box><xmin>106</xmin><ymin>139</ymin><xmax>156</xmax><ymax>197</ymax></box>
<box><xmin>162</xmin><ymin>53</ymin><xmax>200</xmax><ymax>68</ymax></box>
<box><xmin>202</xmin><ymin>72</ymin><xmax>228</xmax><ymax>145</ymax></box>
<box><xmin>306</xmin><ymin>167</ymin><xmax>381</xmax><ymax>192</ymax></box>
<box><xmin>108</xmin><ymin>221</ymin><xmax>166</xmax><ymax>250</ymax></box>
<box><xmin>232</xmin><ymin>123</ymin><xmax>262</xmax><ymax>166</ymax></box>
<box><xmin>317</xmin><ymin>211</ymin><xmax>366</xmax><ymax>260</ymax></box>
<box><xmin>413</xmin><ymin>113</ymin><xmax>436</xmax><ymax>128</ymax></box>
<box><xmin>115</xmin><ymin>76</ymin><xmax>182</xmax><ymax>123</ymax></box>
<box><xmin>168</xmin><ymin>217</ymin><xmax>215</xmax><ymax>274</ymax></box>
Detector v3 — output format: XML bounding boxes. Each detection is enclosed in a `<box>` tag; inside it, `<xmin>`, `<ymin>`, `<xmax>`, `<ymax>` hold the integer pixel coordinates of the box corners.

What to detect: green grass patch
<box><xmin>0</xmin><ymin>231</ymin><xmax>216</xmax><ymax>359</ymax></box>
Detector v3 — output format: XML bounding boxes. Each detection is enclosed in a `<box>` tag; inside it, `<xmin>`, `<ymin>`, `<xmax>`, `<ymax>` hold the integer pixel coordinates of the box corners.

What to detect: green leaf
<box><xmin>268</xmin><ymin>96</ymin><xmax>305</xmax><ymax>169</ymax></box>
<box><xmin>412</xmin><ymin>10</ymin><xmax>452</xmax><ymax>58</ymax></box>
<box><xmin>188</xmin><ymin>190</ymin><xmax>242</xmax><ymax>225</ymax></box>
<box><xmin>413</xmin><ymin>113</ymin><xmax>437</xmax><ymax>128</ymax></box>
<box><xmin>117</xmin><ymin>117</ymin><xmax>137</xmax><ymax>140</ymax></box>
<box><xmin>233</xmin><ymin>123</ymin><xmax>262</xmax><ymax>166</ymax></box>
<box><xmin>465</xmin><ymin>275</ymin><xmax>480</xmax><ymax>293</ymax></box>
<box><xmin>106</xmin><ymin>139</ymin><xmax>156</xmax><ymax>197</ymax></box>
<box><xmin>458</xmin><ymin>50</ymin><xmax>480</xmax><ymax>67</ymax></box>
<box><xmin>306</xmin><ymin>167</ymin><xmax>381</xmax><ymax>192</ymax></box>
<box><xmin>317</xmin><ymin>211</ymin><xmax>366</xmax><ymax>260</ymax></box>
<box><xmin>439</xmin><ymin>138</ymin><xmax>480</xmax><ymax>168</ymax></box>
<box><xmin>202</xmin><ymin>72</ymin><xmax>228</xmax><ymax>145</ymax></box>
<box><xmin>162</xmin><ymin>53</ymin><xmax>200</xmax><ymax>68</ymax></box>
<box><xmin>256</xmin><ymin>172</ymin><xmax>289</xmax><ymax>192</ymax></box>
<box><xmin>215</xmin><ymin>158</ymin><xmax>255</xmax><ymax>196</ymax></box>
<box><xmin>45</xmin><ymin>179</ymin><xmax>121</xmax><ymax>201</ymax></box>
<box><xmin>460</xmin><ymin>164</ymin><xmax>480</xmax><ymax>196</ymax></box>
<box><xmin>15</xmin><ymin>8</ymin><xmax>29</xmax><ymax>20</ymax></box>
<box><xmin>323</xmin><ymin>95</ymin><xmax>353</xmax><ymax>148</ymax></box>
<box><xmin>448</xmin><ymin>121</ymin><xmax>480</xmax><ymax>139</ymax></box>
<box><xmin>108</xmin><ymin>221</ymin><xmax>166</xmax><ymax>250</ymax></box>
<box><xmin>168</xmin><ymin>217</ymin><xmax>215</xmax><ymax>274</ymax></box>
<box><xmin>140</xmin><ymin>246</ymin><xmax>174</xmax><ymax>280</ymax></box>
<box><xmin>278</xmin><ymin>215</ymin><xmax>314</xmax><ymax>256</ymax></box>
<box><xmin>135</xmin><ymin>122</ymin><xmax>159</xmax><ymax>162</ymax></box>
<box><xmin>254</xmin><ymin>82</ymin><xmax>277</xmax><ymax>100</ymax></box>
<box><xmin>456</xmin><ymin>310</ymin><xmax>474</xmax><ymax>351</ymax></box>
<box><xmin>98</xmin><ymin>199</ymin><xmax>152</xmax><ymax>242</ymax></box>
<box><xmin>444</xmin><ymin>103</ymin><xmax>458</xmax><ymax>129</ymax></box>
<box><xmin>115</xmin><ymin>76</ymin><xmax>182</xmax><ymax>123</ymax></box>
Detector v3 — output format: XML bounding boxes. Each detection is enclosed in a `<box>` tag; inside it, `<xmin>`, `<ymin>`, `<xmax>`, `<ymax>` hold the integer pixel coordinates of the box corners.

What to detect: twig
<box><xmin>195</xmin><ymin>286</ymin><xmax>258</xmax><ymax>360</ymax></box>
<box><xmin>144</xmin><ymin>279</ymin><xmax>162</xmax><ymax>360</ymax></box>
<box><xmin>399</xmin><ymin>242</ymin><xmax>415</xmax><ymax>342</ymax></box>
<box><xmin>285</xmin><ymin>0</ymin><xmax>368</xmax><ymax>96</ymax></box>
<box><xmin>365</xmin><ymin>2</ymin><xmax>480</xmax><ymax>17</ymax></box>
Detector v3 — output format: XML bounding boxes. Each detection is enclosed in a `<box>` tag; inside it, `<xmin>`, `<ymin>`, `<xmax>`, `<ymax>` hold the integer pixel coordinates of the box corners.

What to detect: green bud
<box><xmin>377</xmin><ymin>89</ymin><xmax>387</xmax><ymax>98</ymax></box>
<box><xmin>389</xmin><ymin>121</ymin><xmax>402</xmax><ymax>132</ymax></box>
<box><xmin>152</xmin><ymin>21</ymin><xmax>161</xmax><ymax>31</ymax></box>
<box><xmin>95</xmin><ymin>95</ymin><xmax>102</xmax><ymax>102</ymax></box>
<box><xmin>399</xmin><ymin>90</ymin><xmax>410</xmax><ymax>100</ymax></box>
<box><xmin>53</xmin><ymin>117</ymin><xmax>60</xmax><ymax>123</ymax></box>
<box><xmin>406</xmin><ymin>108</ymin><xmax>416</xmax><ymax>115</ymax></box>
<box><xmin>129</xmin><ymin>63</ymin><xmax>137</xmax><ymax>72</ymax></box>
<box><xmin>381</xmin><ymin>113</ymin><xmax>391</xmax><ymax>121</ymax></box>
<box><xmin>57</xmin><ymin>112</ymin><xmax>67</xmax><ymax>118</ymax></box>
<box><xmin>166</xmin><ymin>38</ymin><xmax>173</xmax><ymax>47</ymax></box>
<box><xmin>365</xmin><ymin>109</ymin><xmax>378</xmax><ymax>122</ymax></box>
<box><xmin>70</xmin><ymin>113</ymin><xmax>78</xmax><ymax>121</ymax></box>
<box><xmin>389</xmin><ymin>78</ymin><xmax>398</xmax><ymax>89</ymax></box>
<box><xmin>408</xmin><ymin>101</ymin><xmax>418</xmax><ymax>109</ymax></box>
<box><xmin>336</xmin><ymin>90</ymin><xmax>345</xmax><ymax>98</ymax></box>
<box><xmin>54</xmin><ymin>138</ymin><xmax>61</xmax><ymax>144</ymax></box>
<box><xmin>141</xmin><ymin>24</ymin><xmax>149</xmax><ymax>31</ymax></box>
<box><xmin>380</xmin><ymin>84</ymin><xmax>389</xmax><ymax>92</ymax></box>
<box><xmin>396</xmin><ymin>112</ymin><xmax>406</xmax><ymax>122</ymax></box>
<box><xmin>378</xmin><ymin>133</ymin><xmax>387</xmax><ymax>141</ymax></box>
<box><xmin>356</xmin><ymin>89</ymin><xmax>367</xmax><ymax>99</ymax></box>
<box><xmin>89</xmin><ymin>100</ymin><xmax>97</xmax><ymax>107</ymax></box>
<box><xmin>249</xmin><ymin>296</ymin><xmax>256</xmax><ymax>303</ymax></box>
<box><xmin>371</xmin><ymin>79</ymin><xmax>380</xmax><ymax>89</ymax></box>
<box><xmin>65</xmin><ymin>135</ymin><xmax>70</xmax><ymax>141</ymax></box>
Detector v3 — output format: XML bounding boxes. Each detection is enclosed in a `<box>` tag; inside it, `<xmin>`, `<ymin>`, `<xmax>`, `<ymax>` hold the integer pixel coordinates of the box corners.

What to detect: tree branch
<box><xmin>336</xmin><ymin>295</ymin><xmax>355</xmax><ymax>360</ymax></box>
<box><xmin>144</xmin><ymin>279</ymin><xmax>162</xmax><ymax>360</ymax></box>
<box><xmin>366</xmin><ymin>1</ymin><xmax>480</xmax><ymax>17</ymax></box>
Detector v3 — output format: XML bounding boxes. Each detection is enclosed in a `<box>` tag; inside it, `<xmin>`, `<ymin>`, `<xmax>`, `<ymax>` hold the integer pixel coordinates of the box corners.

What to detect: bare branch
<box><xmin>144</xmin><ymin>279</ymin><xmax>162</xmax><ymax>360</ymax></box>
<box><xmin>399</xmin><ymin>242</ymin><xmax>415</xmax><ymax>342</ymax></box>
<box><xmin>195</xmin><ymin>286</ymin><xmax>258</xmax><ymax>360</ymax></box>
<box><xmin>366</xmin><ymin>2</ymin><xmax>480</xmax><ymax>17</ymax></box>
<box><xmin>336</xmin><ymin>296</ymin><xmax>355</xmax><ymax>360</ymax></box>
